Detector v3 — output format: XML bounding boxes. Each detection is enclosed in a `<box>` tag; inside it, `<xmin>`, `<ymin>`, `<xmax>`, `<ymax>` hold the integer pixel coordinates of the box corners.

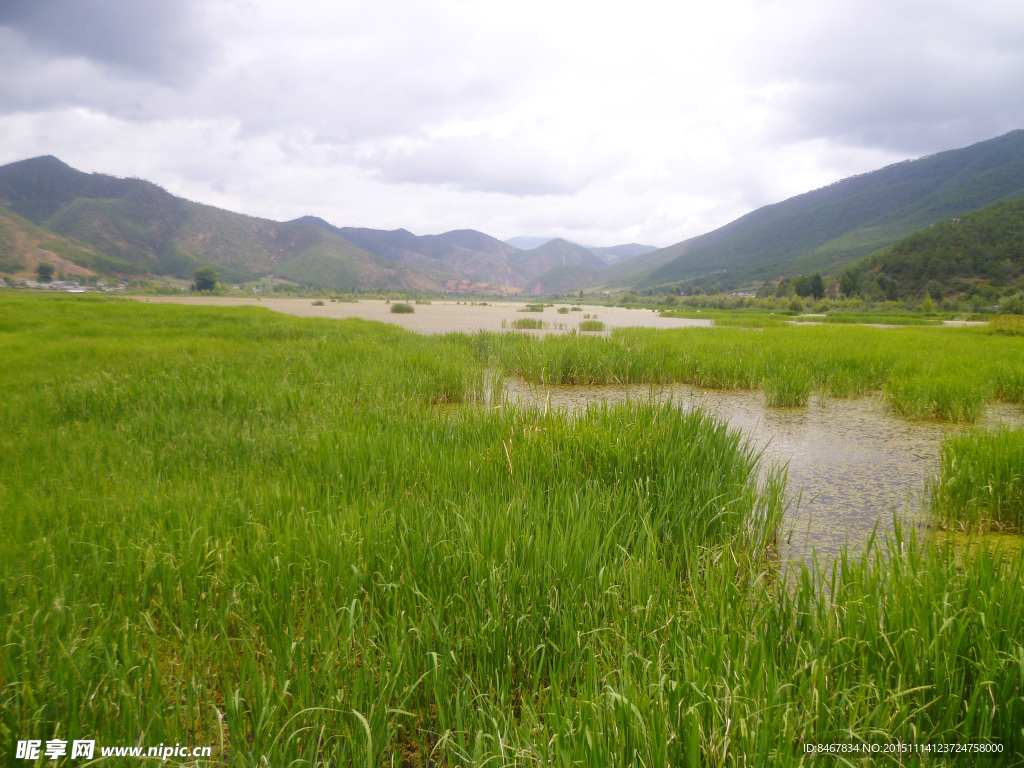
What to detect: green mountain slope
<box><xmin>607</xmin><ymin>129</ymin><xmax>1024</xmax><ymax>290</ymax></box>
<box><xmin>844</xmin><ymin>198</ymin><xmax>1024</xmax><ymax>299</ymax></box>
<box><xmin>0</xmin><ymin>157</ymin><xmax>441</xmax><ymax>290</ymax></box>
<box><xmin>0</xmin><ymin>206</ymin><xmax>139</xmax><ymax>277</ymax></box>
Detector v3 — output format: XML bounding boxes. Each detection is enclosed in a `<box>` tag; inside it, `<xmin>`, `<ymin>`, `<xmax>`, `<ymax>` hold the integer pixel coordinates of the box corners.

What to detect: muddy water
<box><xmin>503</xmin><ymin>380</ymin><xmax>1024</xmax><ymax>566</ymax></box>
<box><xmin>133</xmin><ymin>297</ymin><xmax>713</xmax><ymax>335</ymax></box>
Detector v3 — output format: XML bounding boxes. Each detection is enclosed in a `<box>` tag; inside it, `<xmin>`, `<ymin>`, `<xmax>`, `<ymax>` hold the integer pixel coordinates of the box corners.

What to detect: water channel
<box><xmin>503</xmin><ymin>380</ymin><xmax>1024</xmax><ymax>567</ymax></box>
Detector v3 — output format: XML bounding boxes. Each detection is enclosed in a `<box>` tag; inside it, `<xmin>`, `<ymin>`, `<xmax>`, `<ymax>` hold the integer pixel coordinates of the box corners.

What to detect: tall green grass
<box><xmin>2</xmin><ymin>296</ymin><xmax>1022</xmax><ymax>765</ymax></box>
<box><xmin>470</xmin><ymin>323</ymin><xmax>1024</xmax><ymax>421</ymax></box>
<box><xmin>931</xmin><ymin>428</ymin><xmax>1024</xmax><ymax>532</ymax></box>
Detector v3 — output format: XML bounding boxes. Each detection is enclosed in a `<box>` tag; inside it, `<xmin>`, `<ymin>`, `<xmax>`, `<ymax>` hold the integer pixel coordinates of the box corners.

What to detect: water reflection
<box><xmin>503</xmin><ymin>380</ymin><xmax>1024</xmax><ymax>566</ymax></box>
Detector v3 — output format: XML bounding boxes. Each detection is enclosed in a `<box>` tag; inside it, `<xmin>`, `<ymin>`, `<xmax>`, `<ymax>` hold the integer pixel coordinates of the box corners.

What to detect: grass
<box><xmin>577</xmin><ymin>319</ymin><xmax>604</xmax><ymax>332</ymax></box>
<box><xmin>470</xmin><ymin>323</ymin><xmax>1024</xmax><ymax>421</ymax></box>
<box><xmin>2</xmin><ymin>295</ymin><xmax>1023</xmax><ymax>765</ymax></box>
<box><xmin>510</xmin><ymin>317</ymin><xmax>546</xmax><ymax>330</ymax></box>
<box><xmin>390</xmin><ymin>302</ymin><xmax>414</xmax><ymax>313</ymax></box>
<box><xmin>990</xmin><ymin>315</ymin><xmax>1024</xmax><ymax>336</ymax></box>
<box><xmin>518</xmin><ymin>304</ymin><xmax>545</xmax><ymax>312</ymax></box>
<box><xmin>931</xmin><ymin>428</ymin><xmax>1024</xmax><ymax>532</ymax></box>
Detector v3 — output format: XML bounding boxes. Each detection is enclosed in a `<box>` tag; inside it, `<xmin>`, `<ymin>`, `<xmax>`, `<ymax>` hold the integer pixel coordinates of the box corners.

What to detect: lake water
<box><xmin>503</xmin><ymin>380</ymin><xmax>1024</xmax><ymax>566</ymax></box>
<box><xmin>134</xmin><ymin>297</ymin><xmax>713</xmax><ymax>334</ymax></box>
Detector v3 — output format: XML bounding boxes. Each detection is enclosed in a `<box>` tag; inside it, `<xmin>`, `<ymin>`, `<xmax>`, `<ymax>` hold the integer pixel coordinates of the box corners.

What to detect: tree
<box><xmin>809</xmin><ymin>271</ymin><xmax>825</xmax><ymax>300</ymax></box>
<box><xmin>924</xmin><ymin>280</ymin><xmax>943</xmax><ymax>302</ymax></box>
<box><xmin>839</xmin><ymin>268</ymin><xmax>859</xmax><ymax>298</ymax></box>
<box><xmin>193</xmin><ymin>266</ymin><xmax>219</xmax><ymax>292</ymax></box>
<box><xmin>36</xmin><ymin>262</ymin><xmax>55</xmax><ymax>282</ymax></box>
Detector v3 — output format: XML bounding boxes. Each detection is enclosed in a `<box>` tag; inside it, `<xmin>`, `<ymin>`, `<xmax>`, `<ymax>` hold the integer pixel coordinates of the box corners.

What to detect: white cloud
<box><xmin>1</xmin><ymin>0</ymin><xmax>1021</xmax><ymax>247</ymax></box>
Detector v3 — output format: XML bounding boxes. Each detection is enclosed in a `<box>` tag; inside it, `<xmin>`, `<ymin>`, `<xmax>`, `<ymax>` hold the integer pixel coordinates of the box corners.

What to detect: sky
<box><xmin>1</xmin><ymin>0</ymin><xmax>1023</xmax><ymax>248</ymax></box>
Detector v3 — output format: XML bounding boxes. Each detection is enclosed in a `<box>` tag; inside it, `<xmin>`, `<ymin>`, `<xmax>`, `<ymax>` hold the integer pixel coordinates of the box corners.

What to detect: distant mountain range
<box><xmin>0</xmin><ymin>156</ymin><xmax>651</xmax><ymax>293</ymax></box>
<box><xmin>2</xmin><ymin>128</ymin><xmax>1024</xmax><ymax>294</ymax></box>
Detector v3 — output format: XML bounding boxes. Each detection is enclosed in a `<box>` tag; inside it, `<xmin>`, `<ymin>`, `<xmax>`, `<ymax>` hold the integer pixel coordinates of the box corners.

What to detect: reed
<box><xmin>2</xmin><ymin>295</ymin><xmax>1022</xmax><ymax>766</ymax></box>
<box><xmin>510</xmin><ymin>317</ymin><xmax>545</xmax><ymax>330</ymax></box>
<box><xmin>931</xmin><ymin>428</ymin><xmax>1024</xmax><ymax>532</ymax></box>
<box><xmin>471</xmin><ymin>323</ymin><xmax>1024</xmax><ymax>422</ymax></box>
<box><xmin>989</xmin><ymin>315</ymin><xmax>1024</xmax><ymax>336</ymax></box>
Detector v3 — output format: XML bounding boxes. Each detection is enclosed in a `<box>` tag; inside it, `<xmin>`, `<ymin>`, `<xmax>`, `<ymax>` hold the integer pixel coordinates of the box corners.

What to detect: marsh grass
<box><xmin>471</xmin><ymin>323</ymin><xmax>1024</xmax><ymax>422</ymax></box>
<box><xmin>2</xmin><ymin>296</ymin><xmax>1023</xmax><ymax>766</ymax></box>
<box><xmin>510</xmin><ymin>317</ymin><xmax>546</xmax><ymax>330</ymax></box>
<box><xmin>989</xmin><ymin>315</ymin><xmax>1024</xmax><ymax>336</ymax></box>
<box><xmin>390</xmin><ymin>302</ymin><xmax>414</xmax><ymax>313</ymax></box>
<box><xmin>931</xmin><ymin>428</ymin><xmax>1024</xmax><ymax>532</ymax></box>
<box><xmin>577</xmin><ymin>319</ymin><xmax>604</xmax><ymax>332</ymax></box>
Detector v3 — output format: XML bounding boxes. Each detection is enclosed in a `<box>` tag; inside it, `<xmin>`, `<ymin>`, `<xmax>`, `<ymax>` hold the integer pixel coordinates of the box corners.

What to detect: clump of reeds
<box><xmin>931</xmin><ymin>427</ymin><xmax>1024</xmax><ymax>532</ymax></box>
<box><xmin>390</xmin><ymin>302</ymin><xmax>414</xmax><ymax>313</ymax></box>
<box><xmin>519</xmin><ymin>304</ymin><xmax>545</xmax><ymax>312</ymax></box>
<box><xmin>511</xmin><ymin>317</ymin><xmax>546</xmax><ymax>330</ymax></box>
<box><xmin>885</xmin><ymin>373</ymin><xmax>989</xmax><ymax>422</ymax></box>
<box><xmin>763</xmin><ymin>366</ymin><xmax>813</xmax><ymax>407</ymax></box>
<box><xmin>988</xmin><ymin>315</ymin><xmax>1024</xmax><ymax>336</ymax></box>
<box><xmin>578</xmin><ymin>319</ymin><xmax>604</xmax><ymax>332</ymax></box>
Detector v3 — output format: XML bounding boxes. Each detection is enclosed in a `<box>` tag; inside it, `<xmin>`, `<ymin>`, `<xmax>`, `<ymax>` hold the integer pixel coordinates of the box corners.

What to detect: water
<box><xmin>503</xmin><ymin>381</ymin><xmax>1024</xmax><ymax>566</ymax></box>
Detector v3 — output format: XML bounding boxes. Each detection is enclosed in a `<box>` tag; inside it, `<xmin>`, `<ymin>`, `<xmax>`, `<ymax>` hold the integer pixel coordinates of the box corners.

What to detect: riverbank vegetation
<box><xmin>2</xmin><ymin>295</ymin><xmax>1022</xmax><ymax>765</ymax></box>
<box><xmin>470</xmin><ymin>322</ymin><xmax>1024</xmax><ymax>421</ymax></box>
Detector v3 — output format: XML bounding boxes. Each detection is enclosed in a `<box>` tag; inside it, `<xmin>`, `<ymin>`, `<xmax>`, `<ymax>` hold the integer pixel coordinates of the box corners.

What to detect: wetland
<box><xmin>2</xmin><ymin>294</ymin><xmax>1022</xmax><ymax>765</ymax></box>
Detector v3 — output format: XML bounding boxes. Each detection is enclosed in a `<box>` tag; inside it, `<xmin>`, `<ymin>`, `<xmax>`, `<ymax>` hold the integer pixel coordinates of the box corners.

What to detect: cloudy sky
<box><xmin>1</xmin><ymin>0</ymin><xmax>1023</xmax><ymax>247</ymax></box>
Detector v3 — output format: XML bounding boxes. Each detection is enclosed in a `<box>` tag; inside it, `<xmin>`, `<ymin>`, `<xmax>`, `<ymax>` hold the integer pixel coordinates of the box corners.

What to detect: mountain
<box><xmin>842</xmin><ymin>198</ymin><xmax>1024</xmax><ymax>300</ymax></box>
<box><xmin>606</xmin><ymin>129</ymin><xmax>1024</xmax><ymax>290</ymax></box>
<box><xmin>504</xmin><ymin>238</ymin><xmax>599</xmax><ymax>289</ymax></box>
<box><xmin>506</xmin><ymin>236</ymin><xmax>559</xmax><ymax>250</ymax></box>
<box><xmin>295</xmin><ymin>219</ymin><xmax>521</xmax><ymax>288</ymax></box>
<box><xmin>0</xmin><ymin>157</ymin><xmax>442</xmax><ymax>290</ymax></box>
<box><xmin>0</xmin><ymin>206</ymin><xmax>138</xmax><ymax>277</ymax></box>
<box><xmin>586</xmin><ymin>243</ymin><xmax>658</xmax><ymax>264</ymax></box>
<box><xmin>507</xmin><ymin>236</ymin><xmax>657</xmax><ymax>265</ymax></box>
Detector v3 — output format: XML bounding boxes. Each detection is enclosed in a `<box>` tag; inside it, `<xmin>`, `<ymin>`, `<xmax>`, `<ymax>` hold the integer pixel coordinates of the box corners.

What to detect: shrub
<box><xmin>390</xmin><ymin>303</ymin><xmax>414</xmax><ymax>314</ymax></box>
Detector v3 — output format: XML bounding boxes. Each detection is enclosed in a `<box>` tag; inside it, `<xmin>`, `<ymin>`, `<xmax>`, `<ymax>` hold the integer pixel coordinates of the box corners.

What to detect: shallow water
<box><xmin>134</xmin><ymin>297</ymin><xmax>713</xmax><ymax>335</ymax></box>
<box><xmin>503</xmin><ymin>380</ymin><xmax>1024</xmax><ymax>566</ymax></box>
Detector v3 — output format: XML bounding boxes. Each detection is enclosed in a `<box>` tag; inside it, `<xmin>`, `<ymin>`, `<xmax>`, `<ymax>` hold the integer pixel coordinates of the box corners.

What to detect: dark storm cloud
<box><xmin>747</xmin><ymin>0</ymin><xmax>1024</xmax><ymax>155</ymax></box>
<box><xmin>0</xmin><ymin>0</ymin><xmax>213</xmax><ymax>82</ymax></box>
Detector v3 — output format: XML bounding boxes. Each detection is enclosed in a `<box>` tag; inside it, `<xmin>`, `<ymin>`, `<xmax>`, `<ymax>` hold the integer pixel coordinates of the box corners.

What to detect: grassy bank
<box><xmin>470</xmin><ymin>323</ymin><xmax>1024</xmax><ymax>421</ymax></box>
<box><xmin>2</xmin><ymin>296</ymin><xmax>1023</xmax><ymax>765</ymax></box>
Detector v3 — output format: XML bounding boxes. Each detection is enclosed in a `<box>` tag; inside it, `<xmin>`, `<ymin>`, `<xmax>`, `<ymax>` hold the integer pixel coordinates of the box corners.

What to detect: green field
<box><xmin>2</xmin><ymin>295</ymin><xmax>1023</xmax><ymax>765</ymax></box>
